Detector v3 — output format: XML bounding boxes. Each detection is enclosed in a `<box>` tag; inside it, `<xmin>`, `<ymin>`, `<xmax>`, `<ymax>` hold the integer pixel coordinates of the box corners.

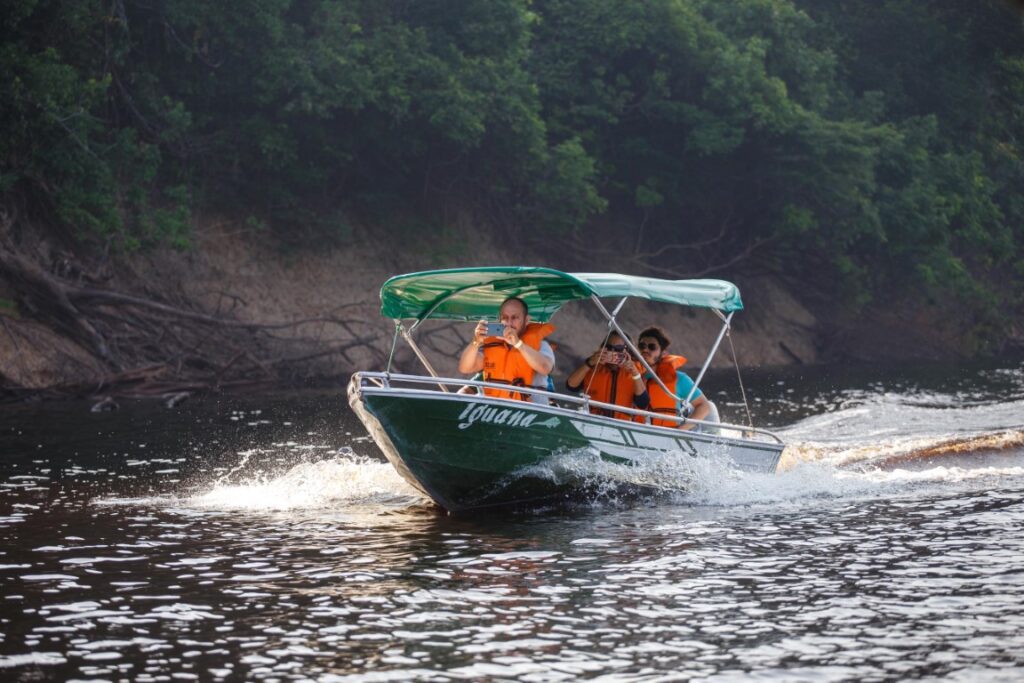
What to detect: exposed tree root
<box><xmin>0</xmin><ymin>242</ymin><xmax>382</xmax><ymax>402</ymax></box>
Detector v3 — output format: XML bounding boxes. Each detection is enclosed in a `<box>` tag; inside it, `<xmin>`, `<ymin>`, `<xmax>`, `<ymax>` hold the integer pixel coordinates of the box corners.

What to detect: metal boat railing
<box><xmin>352</xmin><ymin>371</ymin><xmax>784</xmax><ymax>445</ymax></box>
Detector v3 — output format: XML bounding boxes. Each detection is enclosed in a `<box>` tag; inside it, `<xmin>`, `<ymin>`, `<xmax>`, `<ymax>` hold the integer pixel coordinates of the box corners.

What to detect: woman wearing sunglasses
<box><xmin>565</xmin><ymin>332</ymin><xmax>649</xmax><ymax>420</ymax></box>
<box><xmin>635</xmin><ymin>325</ymin><xmax>719</xmax><ymax>431</ymax></box>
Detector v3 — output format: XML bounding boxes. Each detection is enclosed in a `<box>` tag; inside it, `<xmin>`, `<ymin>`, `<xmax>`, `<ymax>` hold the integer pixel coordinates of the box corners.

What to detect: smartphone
<box><xmin>485</xmin><ymin>322</ymin><xmax>506</xmax><ymax>337</ymax></box>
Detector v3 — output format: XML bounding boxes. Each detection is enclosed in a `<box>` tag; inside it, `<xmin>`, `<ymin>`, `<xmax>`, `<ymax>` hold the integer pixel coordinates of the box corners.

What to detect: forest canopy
<box><xmin>2</xmin><ymin>0</ymin><xmax>1023</xmax><ymax>345</ymax></box>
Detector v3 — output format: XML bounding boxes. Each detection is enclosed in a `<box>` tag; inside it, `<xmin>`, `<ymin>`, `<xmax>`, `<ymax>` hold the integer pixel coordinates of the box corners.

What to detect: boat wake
<box><xmin>775</xmin><ymin>391</ymin><xmax>1024</xmax><ymax>473</ymax></box>
<box><xmin>698</xmin><ymin>440</ymin><xmax>1021</xmax><ymax>509</ymax></box>
<box><xmin>780</xmin><ymin>429</ymin><xmax>1024</xmax><ymax>470</ymax></box>
<box><xmin>491</xmin><ymin>423</ymin><xmax>1024</xmax><ymax>510</ymax></box>
<box><xmin>689</xmin><ymin>393</ymin><xmax>1024</xmax><ymax>507</ymax></box>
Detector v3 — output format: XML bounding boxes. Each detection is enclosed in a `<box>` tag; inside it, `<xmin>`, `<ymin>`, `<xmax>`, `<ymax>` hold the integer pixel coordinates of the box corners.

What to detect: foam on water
<box><xmin>97</xmin><ymin>452</ymin><xmax>424</xmax><ymax>512</ymax></box>
<box><xmin>778</xmin><ymin>394</ymin><xmax>1024</xmax><ymax>444</ymax></box>
<box><xmin>677</xmin><ymin>449</ymin><xmax>1024</xmax><ymax>509</ymax></box>
<box><xmin>190</xmin><ymin>454</ymin><xmax>422</xmax><ymax>510</ymax></box>
<box><xmin>670</xmin><ymin>398</ymin><xmax>1024</xmax><ymax>508</ymax></box>
<box><xmin>710</xmin><ymin>388</ymin><xmax>1024</xmax><ymax>502</ymax></box>
<box><xmin>777</xmin><ymin>429</ymin><xmax>1024</xmax><ymax>470</ymax></box>
<box><xmin>517</xmin><ymin>446</ymin><xmax>728</xmax><ymax>492</ymax></box>
<box><xmin>479</xmin><ymin>410</ymin><xmax>1024</xmax><ymax>509</ymax></box>
<box><xmin>545</xmin><ymin>378</ymin><xmax>1024</xmax><ymax>508</ymax></box>
<box><xmin>513</xmin><ymin>445</ymin><xmax>882</xmax><ymax>508</ymax></box>
<box><xmin>510</xmin><ymin>397</ymin><xmax>1024</xmax><ymax>508</ymax></box>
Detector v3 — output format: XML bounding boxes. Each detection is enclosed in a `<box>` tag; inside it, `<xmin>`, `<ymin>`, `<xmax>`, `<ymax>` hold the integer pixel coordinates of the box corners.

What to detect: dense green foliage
<box><xmin>2</xmin><ymin>0</ymin><xmax>1022</xmax><ymax>343</ymax></box>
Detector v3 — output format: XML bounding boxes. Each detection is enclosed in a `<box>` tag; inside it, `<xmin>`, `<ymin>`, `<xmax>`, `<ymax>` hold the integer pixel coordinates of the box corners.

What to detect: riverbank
<box><xmin>1</xmin><ymin>216</ymin><xmax>1021</xmax><ymax>401</ymax></box>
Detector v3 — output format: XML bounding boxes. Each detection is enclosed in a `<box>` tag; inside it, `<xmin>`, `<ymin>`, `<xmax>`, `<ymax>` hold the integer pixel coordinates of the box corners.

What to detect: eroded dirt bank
<box><xmin>0</xmin><ymin>218</ymin><xmax>1017</xmax><ymax>401</ymax></box>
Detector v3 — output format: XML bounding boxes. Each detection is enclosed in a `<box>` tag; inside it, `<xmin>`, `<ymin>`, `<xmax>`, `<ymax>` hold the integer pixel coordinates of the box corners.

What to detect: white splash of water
<box><xmin>854</xmin><ymin>462</ymin><xmax>1024</xmax><ymax>485</ymax></box>
<box><xmin>677</xmin><ymin>460</ymin><xmax>874</xmax><ymax>507</ymax></box>
<box><xmin>502</xmin><ymin>446</ymin><xmax>786</xmax><ymax>506</ymax></box>
<box><xmin>518</xmin><ymin>446</ymin><xmax>718</xmax><ymax>491</ymax></box>
<box><xmin>506</xmin><ymin>421</ymin><xmax>1024</xmax><ymax>510</ymax></box>
<box><xmin>673</xmin><ymin>419</ymin><xmax>1024</xmax><ymax>509</ymax></box>
<box><xmin>694</xmin><ymin>390</ymin><xmax>1024</xmax><ymax>507</ymax></box>
<box><xmin>96</xmin><ymin>451</ymin><xmax>425</xmax><ymax>512</ymax></box>
<box><xmin>674</xmin><ymin>450</ymin><xmax>1024</xmax><ymax>509</ymax></box>
<box><xmin>188</xmin><ymin>454</ymin><xmax>423</xmax><ymax>511</ymax></box>
<box><xmin>778</xmin><ymin>394</ymin><xmax>1024</xmax><ymax>446</ymax></box>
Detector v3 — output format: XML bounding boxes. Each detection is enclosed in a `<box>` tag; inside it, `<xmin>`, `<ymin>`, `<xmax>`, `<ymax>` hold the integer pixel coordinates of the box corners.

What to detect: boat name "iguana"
<box><xmin>456</xmin><ymin>402</ymin><xmax>558</xmax><ymax>430</ymax></box>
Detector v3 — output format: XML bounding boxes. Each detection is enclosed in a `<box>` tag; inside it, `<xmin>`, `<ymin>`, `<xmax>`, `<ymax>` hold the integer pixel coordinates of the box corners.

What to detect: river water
<box><xmin>1</xmin><ymin>361</ymin><xmax>1023</xmax><ymax>681</ymax></box>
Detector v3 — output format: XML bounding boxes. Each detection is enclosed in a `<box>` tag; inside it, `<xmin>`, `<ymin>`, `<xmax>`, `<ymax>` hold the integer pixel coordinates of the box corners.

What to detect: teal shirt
<box><xmin>674</xmin><ymin>371</ymin><xmax>703</xmax><ymax>400</ymax></box>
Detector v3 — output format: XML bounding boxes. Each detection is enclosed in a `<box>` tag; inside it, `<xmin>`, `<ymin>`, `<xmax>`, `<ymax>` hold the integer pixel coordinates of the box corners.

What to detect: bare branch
<box><xmin>70</xmin><ymin>287</ymin><xmax>369</xmax><ymax>330</ymax></box>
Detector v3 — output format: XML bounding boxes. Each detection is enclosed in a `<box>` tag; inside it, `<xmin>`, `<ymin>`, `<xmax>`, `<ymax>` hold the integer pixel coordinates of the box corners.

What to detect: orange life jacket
<box><xmin>481</xmin><ymin>322</ymin><xmax>555</xmax><ymax>401</ymax></box>
<box><xmin>583</xmin><ymin>363</ymin><xmax>638</xmax><ymax>421</ymax></box>
<box><xmin>636</xmin><ymin>354</ymin><xmax>687</xmax><ymax>427</ymax></box>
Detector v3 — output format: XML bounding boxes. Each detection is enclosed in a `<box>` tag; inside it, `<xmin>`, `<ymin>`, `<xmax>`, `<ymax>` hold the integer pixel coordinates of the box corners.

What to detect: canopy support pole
<box><xmin>727</xmin><ymin>324</ymin><xmax>755</xmax><ymax>431</ymax></box>
<box><xmin>385</xmin><ymin>321</ymin><xmax>401</xmax><ymax>374</ymax></box>
<box><xmin>398</xmin><ymin>323</ymin><xmax>449</xmax><ymax>392</ymax></box>
<box><xmin>611</xmin><ymin>297</ymin><xmax>628</xmax><ymax>318</ymax></box>
<box><xmin>589</xmin><ymin>295</ymin><xmax>675</xmax><ymax>402</ymax></box>
<box><xmin>684</xmin><ymin>311</ymin><xmax>733</xmax><ymax>405</ymax></box>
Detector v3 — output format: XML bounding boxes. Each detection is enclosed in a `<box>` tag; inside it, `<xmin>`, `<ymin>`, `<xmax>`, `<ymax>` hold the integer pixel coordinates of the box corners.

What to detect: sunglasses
<box><xmin>638</xmin><ymin>342</ymin><xmax>660</xmax><ymax>352</ymax></box>
<box><xmin>604</xmin><ymin>343</ymin><xmax>626</xmax><ymax>352</ymax></box>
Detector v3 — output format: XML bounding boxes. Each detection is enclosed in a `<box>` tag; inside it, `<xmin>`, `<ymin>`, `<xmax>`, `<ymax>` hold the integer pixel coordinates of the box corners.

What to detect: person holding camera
<box><xmin>458</xmin><ymin>296</ymin><xmax>555</xmax><ymax>403</ymax></box>
<box><xmin>565</xmin><ymin>332</ymin><xmax>649</xmax><ymax>420</ymax></box>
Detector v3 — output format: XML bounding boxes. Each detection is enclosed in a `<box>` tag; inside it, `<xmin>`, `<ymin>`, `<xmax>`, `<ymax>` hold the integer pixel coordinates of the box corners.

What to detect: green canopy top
<box><xmin>379</xmin><ymin>267</ymin><xmax>743</xmax><ymax>322</ymax></box>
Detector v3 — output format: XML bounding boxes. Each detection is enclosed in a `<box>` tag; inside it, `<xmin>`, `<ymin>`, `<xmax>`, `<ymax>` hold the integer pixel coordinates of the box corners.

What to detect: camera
<box><xmin>485</xmin><ymin>322</ymin><xmax>506</xmax><ymax>337</ymax></box>
<box><xmin>603</xmin><ymin>351</ymin><xmax>627</xmax><ymax>365</ymax></box>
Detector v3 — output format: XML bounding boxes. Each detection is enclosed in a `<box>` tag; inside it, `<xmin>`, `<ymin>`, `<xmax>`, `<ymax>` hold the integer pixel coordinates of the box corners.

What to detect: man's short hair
<box><xmin>502</xmin><ymin>296</ymin><xmax>529</xmax><ymax>316</ymax></box>
<box><xmin>638</xmin><ymin>325</ymin><xmax>671</xmax><ymax>349</ymax></box>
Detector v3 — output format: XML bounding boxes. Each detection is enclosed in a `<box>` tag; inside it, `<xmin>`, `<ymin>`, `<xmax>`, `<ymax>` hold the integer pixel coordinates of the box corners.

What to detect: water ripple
<box><xmin>1</xmin><ymin>369</ymin><xmax>1023</xmax><ymax>680</ymax></box>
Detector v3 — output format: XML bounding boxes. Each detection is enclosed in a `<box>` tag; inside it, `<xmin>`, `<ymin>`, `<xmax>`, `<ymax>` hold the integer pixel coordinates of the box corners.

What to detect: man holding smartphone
<box><xmin>458</xmin><ymin>297</ymin><xmax>555</xmax><ymax>404</ymax></box>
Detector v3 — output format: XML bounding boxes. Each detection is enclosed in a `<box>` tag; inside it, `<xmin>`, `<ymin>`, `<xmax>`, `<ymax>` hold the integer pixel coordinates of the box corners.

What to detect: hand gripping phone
<box><xmin>599</xmin><ymin>350</ymin><xmax>621</xmax><ymax>365</ymax></box>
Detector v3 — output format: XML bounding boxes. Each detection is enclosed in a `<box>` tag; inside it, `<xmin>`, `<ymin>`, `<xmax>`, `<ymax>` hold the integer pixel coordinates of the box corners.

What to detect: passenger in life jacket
<box><xmin>457</xmin><ymin>296</ymin><xmax>556</xmax><ymax>403</ymax></box>
<box><xmin>565</xmin><ymin>332</ymin><xmax>649</xmax><ymax>420</ymax></box>
<box><xmin>635</xmin><ymin>325</ymin><xmax>720</xmax><ymax>430</ymax></box>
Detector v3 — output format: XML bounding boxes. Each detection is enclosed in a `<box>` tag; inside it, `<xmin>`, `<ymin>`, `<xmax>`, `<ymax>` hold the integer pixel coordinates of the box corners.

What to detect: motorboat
<box><xmin>347</xmin><ymin>267</ymin><xmax>783</xmax><ymax>512</ymax></box>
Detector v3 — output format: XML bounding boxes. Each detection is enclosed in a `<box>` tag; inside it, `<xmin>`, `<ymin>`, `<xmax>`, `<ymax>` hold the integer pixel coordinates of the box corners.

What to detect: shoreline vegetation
<box><xmin>1</xmin><ymin>1</ymin><xmax>1023</xmax><ymax>401</ymax></box>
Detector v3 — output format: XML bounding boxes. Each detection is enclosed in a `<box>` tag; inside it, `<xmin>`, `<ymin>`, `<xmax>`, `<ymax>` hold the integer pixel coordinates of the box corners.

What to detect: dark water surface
<box><xmin>2</xmin><ymin>362</ymin><xmax>1023</xmax><ymax>681</ymax></box>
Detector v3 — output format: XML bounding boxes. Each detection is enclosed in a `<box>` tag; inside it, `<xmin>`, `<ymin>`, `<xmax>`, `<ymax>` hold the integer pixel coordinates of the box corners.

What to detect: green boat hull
<box><xmin>348</xmin><ymin>377</ymin><xmax>783</xmax><ymax>512</ymax></box>
<box><xmin>353</xmin><ymin>266</ymin><xmax>778</xmax><ymax>511</ymax></box>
